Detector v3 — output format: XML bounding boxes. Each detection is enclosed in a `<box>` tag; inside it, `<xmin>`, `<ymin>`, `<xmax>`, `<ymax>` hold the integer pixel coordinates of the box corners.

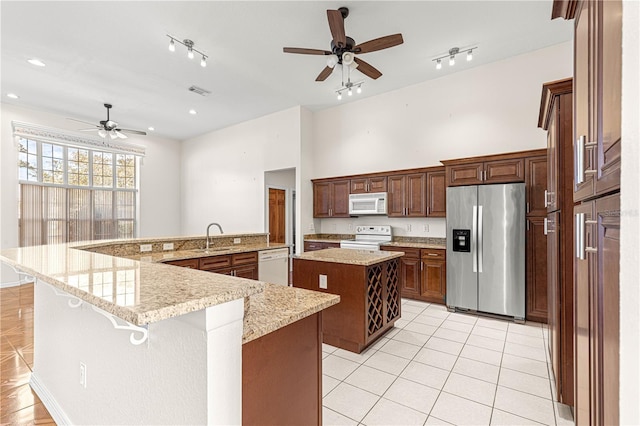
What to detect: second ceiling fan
<box><xmin>283</xmin><ymin>7</ymin><xmax>403</xmax><ymax>81</ymax></box>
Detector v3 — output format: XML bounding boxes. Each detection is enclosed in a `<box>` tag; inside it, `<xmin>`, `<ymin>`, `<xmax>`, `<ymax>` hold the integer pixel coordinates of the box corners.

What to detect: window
<box><xmin>17</xmin><ymin>137</ymin><xmax>139</xmax><ymax>246</ymax></box>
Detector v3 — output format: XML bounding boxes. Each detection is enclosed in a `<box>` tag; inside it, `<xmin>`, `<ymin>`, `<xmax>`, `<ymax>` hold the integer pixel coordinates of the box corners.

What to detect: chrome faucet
<box><xmin>205</xmin><ymin>223</ymin><xmax>224</xmax><ymax>250</ymax></box>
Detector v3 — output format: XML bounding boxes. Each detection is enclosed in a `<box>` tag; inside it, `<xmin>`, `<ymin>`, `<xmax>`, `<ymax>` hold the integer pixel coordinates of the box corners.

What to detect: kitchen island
<box><xmin>293</xmin><ymin>248</ymin><xmax>404</xmax><ymax>353</ymax></box>
<box><xmin>0</xmin><ymin>234</ymin><xmax>339</xmax><ymax>425</ymax></box>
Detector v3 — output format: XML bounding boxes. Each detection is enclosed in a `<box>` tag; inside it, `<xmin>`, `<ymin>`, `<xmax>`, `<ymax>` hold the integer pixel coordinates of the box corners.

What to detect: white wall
<box><xmin>307</xmin><ymin>42</ymin><xmax>573</xmax><ymax>236</ymax></box>
<box><xmin>620</xmin><ymin>1</ymin><xmax>640</xmax><ymax>423</ymax></box>
<box><xmin>180</xmin><ymin>106</ymin><xmax>301</xmax><ymax>236</ymax></box>
<box><xmin>0</xmin><ymin>103</ymin><xmax>182</xmax><ymax>284</ymax></box>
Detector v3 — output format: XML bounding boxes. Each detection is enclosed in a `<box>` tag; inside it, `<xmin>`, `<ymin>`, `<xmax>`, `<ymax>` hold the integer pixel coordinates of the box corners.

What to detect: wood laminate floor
<box><xmin>1</xmin><ymin>283</ymin><xmax>55</xmax><ymax>425</ymax></box>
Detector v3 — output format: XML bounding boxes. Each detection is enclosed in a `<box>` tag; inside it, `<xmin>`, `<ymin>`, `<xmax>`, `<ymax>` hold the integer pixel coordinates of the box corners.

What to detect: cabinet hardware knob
<box><xmin>585</xmin><ymin>247</ymin><xmax>598</xmax><ymax>253</ymax></box>
<box><xmin>585</xmin><ymin>220</ymin><xmax>598</xmax><ymax>225</ymax></box>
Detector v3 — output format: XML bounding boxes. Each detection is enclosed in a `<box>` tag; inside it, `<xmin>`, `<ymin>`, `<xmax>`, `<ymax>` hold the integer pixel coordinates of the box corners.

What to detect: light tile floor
<box><xmin>322</xmin><ymin>299</ymin><xmax>575</xmax><ymax>426</ymax></box>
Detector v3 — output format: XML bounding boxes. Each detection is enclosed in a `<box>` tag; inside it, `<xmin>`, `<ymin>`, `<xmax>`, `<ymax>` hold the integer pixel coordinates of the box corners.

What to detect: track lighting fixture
<box><xmin>167</xmin><ymin>35</ymin><xmax>208</xmax><ymax>68</ymax></box>
<box><xmin>335</xmin><ymin>62</ymin><xmax>363</xmax><ymax>101</ymax></box>
<box><xmin>433</xmin><ymin>46</ymin><xmax>477</xmax><ymax>70</ymax></box>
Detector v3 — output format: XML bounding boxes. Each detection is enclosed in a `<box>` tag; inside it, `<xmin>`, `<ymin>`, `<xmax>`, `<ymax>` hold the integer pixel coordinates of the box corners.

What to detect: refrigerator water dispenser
<box><xmin>452</xmin><ymin>229</ymin><xmax>471</xmax><ymax>252</ymax></box>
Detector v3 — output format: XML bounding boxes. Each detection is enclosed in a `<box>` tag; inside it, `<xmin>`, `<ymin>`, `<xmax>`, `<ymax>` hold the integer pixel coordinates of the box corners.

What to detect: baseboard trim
<box><xmin>30</xmin><ymin>373</ymin><xmax>72</xmax><ymax>425</ymax></box>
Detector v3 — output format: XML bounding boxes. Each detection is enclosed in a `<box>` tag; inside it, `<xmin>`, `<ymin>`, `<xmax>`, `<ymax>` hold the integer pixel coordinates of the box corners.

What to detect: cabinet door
<box><xmin>235</xmin><ymin>264</ymin><xmax>258</xmax><ymax>280</ymax></box>
<box><xmin>573</xmin><ymin>0</ymin><xmax>596</xmax><ymax>202</ymax></box>
<box><xmin>200</xmin><ymin>255</ymin><xmax>232</xmax><ymax>271</ymax></box>
<box><xmin>164</xmin><ymin>258</ymin><xmax>199</xmax><ymax>269</ymax></box>
<box><xmin>595</xmin><ymin>0</ymin><xmax>621</xmax><ymax>196</ymax></box>
<box><xmin>426</xmin><ymin>170</ymin><xmax>446</xmax><ymax>217</ymax></box>
<box><xmin>350</xmin><ymin>178</ymin><xmax>368</xmax><ymax>194</ymax></box>
<box><xmin>420</xmin><ymin>250</ymin><xmax>446</xmax><ymax>304</ymax></box>
<box><xmin>387</xmin><ymin>175</ymin><xmax>406</xmax><ymax>217</ymax></box>
<box><xmin>546</xmin><ymin>213</ymin><xmax>560</xmax><ymax>393</ymax></box>
<box><xmin>331</xmin><ymin>180</ymin><xmax>351</xmax><ymax>217</ymax></box>
<box><xmin>313</xmin><ymin>182</ymin><xmax>332</xmax><ymax>217</ymax></box>
<box><xmin>526</xmin><ymin>156</ymin><xmax>548</xmax><ymax>217</ymax></box>
<box><xmin>406</xmin><ymin>173</ymin><xmax>427</xmax><ymax>217</ymax></box>
<box><xmin>547</xmin><ymin>106</ymin><xmax>559</xmax><ymax>212</ymax></box>
<box><xmin>400</xmin><ymin>256</ymin><xmax>421</xmax><ymax>298</ymax></box>
<box><xmin>369</xmin><ymin>176</ymin><xmax>388</xmax><ymax>193</ymax></box>
<box><xmin>525</xmin><ymin>217</ymin><xmax>548</xmax><ymax>323</ymax></box>
<box><xmin>484</xmin><ymin>158</ymin><xmax>525</xmax><ymax>184</ymax></box>
<box><xmin>446</xmin><ymin>163</ymin><xmax>483</xmax><ymax>186</ymax></box>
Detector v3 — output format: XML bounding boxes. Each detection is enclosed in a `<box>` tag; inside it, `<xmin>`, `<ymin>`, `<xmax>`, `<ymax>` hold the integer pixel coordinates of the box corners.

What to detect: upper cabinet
<box><xmin>442</xmin><ymin>155</ymin><xmax>525</xmax><ymax>187</ymax></box>
<box><xmin>350</xmin><ymin>176</ymin><xmax>387</xmax><ymax>194</ymax></box>
<box><xmin>525</xmin><ymin>155</ymin><xmax>548</xmax><ymax>217</ymax></box>
<box><xmin>426</xmin><ymin>168</ymin><xmax>446</xmax><ymax>217</ymax></box>
<box><xmin>388</xmin><ymin>173</ymin><xmax>427</xmax><ymax>217</ymax></box>
<box><xmin>313</xmin><ymin>180</ymin><xmax>350</xmax><ymax>218</ymax></box>
<box><xmin>573</xmin><ymin>0</ymin><xmax>622</xmax><ymax>202</ymax></box>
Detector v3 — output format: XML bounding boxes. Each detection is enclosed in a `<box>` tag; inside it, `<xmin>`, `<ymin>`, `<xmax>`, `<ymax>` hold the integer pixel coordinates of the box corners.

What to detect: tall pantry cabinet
<box><xmin>538</xmin><ymin>78</ymin><xmax>574</xmax><ymax>406</ymax></box>
<box><xmin>553</xmin><ymin>1</ymin><xmax>622</xmax><ymax>424</ymax></box>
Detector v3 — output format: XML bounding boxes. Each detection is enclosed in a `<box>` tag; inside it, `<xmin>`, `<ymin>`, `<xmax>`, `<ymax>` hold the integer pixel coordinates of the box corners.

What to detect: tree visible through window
<box><xmin>17</xmin><ymin>138</ymin><xmax>138</xmax><ymax>246</ymax></box>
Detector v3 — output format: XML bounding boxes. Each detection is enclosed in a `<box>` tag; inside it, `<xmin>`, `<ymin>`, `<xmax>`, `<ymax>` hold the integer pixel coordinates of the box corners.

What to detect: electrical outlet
<box><xmin>308</xmin><ymin>223</ymin><xmax>315</xmax><ymax>231</ymax></box>
<box><xmin>332</xmin><ymin>223</ymin><xmax>337</xmax><ymax>231</ymax></box>
<box><xmin>406</xmin><ymin>224</ymin><xmax>412</xmax><ymax>232</ymax></box>
<box><xmin>348</xmin><ymin>223</ymin><xmax>353</xmax><ymax>231</ymax></box>
<box><xmin>233</xmin><ymin>238</ymin><xmax>241</xmax><ymax>244</ymax></box>
<box><xmin>423</xmin><ymin>224</ymin><xmax>429</xmax><ymax>233</ymax></box>
<box><xmin>319</xmin><ymin>274</ymin><xmax>327</xmax><ymax>289</ymax></box>
<box><xmin>163</xmin><ymin>243</ymin><xmax>174</xmax><ymax>251</ymax></box>
<box><xmin>139</xmin><ymin>244</ymin><xmax>152</xmax><ymax>253</ymax></box>
<box><xmin>80</xmin><ymin>362</ymin><xmax>87</xmax><ymax>388</ymax></box>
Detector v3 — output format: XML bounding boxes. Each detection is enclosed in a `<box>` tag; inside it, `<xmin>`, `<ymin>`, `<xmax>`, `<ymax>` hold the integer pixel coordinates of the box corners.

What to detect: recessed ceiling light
<box><xmin>189</xmin><ymin>109</ymin><xmax>197</xmax><ymax>115</ymax></box>
<box><xmin>27</xmin><ymin>58</ymin><xmax>46</xmax><ymax>67</ymax></box>
<box><xmin>148</xmin><ymin>127</ymin><xmax>155</xmax><ymax>131</ymax></box>
<box><xmin>7</xmin><ymin>93</ymin><xmax>19</xmax><ymax>99</ymax></box>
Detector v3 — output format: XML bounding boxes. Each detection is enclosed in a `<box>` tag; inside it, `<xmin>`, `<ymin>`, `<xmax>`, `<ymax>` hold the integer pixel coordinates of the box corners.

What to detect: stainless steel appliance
<box><xmin>446</xmin><ymin>183</ymin><xmax>525</xmax><ymax>320</ymax></box>
<box><xmin>258</xmin><ymin>248</ymin><xmax>290</xmax><ymax>286</ymax></box>
<box><xmin>348</xmin><ymin>192</ymin><xmax>388</xmax><ymax>215</ymax></box>
<box><xmin>340</xmin><ymin>225</ymin><xmax>392</xmax><ymax>251</ymax></box>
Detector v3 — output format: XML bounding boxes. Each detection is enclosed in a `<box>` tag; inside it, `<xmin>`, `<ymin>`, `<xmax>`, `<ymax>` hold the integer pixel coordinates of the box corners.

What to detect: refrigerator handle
<box><xmin>472</xmin><ymin>205</ymin><xmax>478</xmax><ymax>272</ymax></box>
<box><xmin>478</xmin><ymin>205</ymin><xmax>483</xmax><ymax>273</ymax></box>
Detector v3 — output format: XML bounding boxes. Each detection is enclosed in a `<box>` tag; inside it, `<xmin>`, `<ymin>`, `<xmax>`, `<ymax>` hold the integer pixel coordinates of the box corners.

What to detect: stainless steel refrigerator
<box><xmin>446</xmin><ymin>183</ymin><xmax>525</xmax><ymax>320</ymax></box>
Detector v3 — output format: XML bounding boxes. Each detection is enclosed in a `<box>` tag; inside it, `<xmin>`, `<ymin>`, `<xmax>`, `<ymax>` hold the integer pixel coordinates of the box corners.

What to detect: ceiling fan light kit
<box><xmin>282</xmin><ymin>6</ymin><xmax>404</xmax><ymax>98</ymax></box>
<box><xmin>167</xmin><ymin>35</ymin><xmax>207</xmax><ymax>68</ymax></box>
<box><xmin>433</xmin><ymin>46</ymin><xmax>476</xmax><ymax>70</ymax></box>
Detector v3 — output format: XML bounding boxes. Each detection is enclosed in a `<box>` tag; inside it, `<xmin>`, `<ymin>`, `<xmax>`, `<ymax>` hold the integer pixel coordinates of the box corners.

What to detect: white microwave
<box><xmin>348</xmin><ymin>192</ymin><xmax>388</xmax><ymax>215</ymax></box>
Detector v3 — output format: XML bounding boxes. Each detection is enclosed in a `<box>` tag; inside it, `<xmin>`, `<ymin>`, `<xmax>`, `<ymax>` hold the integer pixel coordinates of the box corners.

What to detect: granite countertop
<box><xmin>294</xmin><ymin>247</ymin><xmax>404</xmax><ymax>266</ymax></box>
<box><xmin>303</xmin><ymin>234</ymin><xmax>353</xmax><ymax>244</ymax></box>
<box><xmin>243</xmin><ymin>284</ymin><xmax>339</xmax><ymax>344</ymax></box>
<box><xmin>381</xmin><ymin>241</ymin><xmax>447</xmax><ymax>250</ymax></box>
<box><xmin>125</xmin><ymin>243</ymin><xmax>289</xmax><ymax>263</ymax></box>
<box><xmin>0</xmin><ymin>243</ymin><xmax>265</xmax><ymax>326</ymax></box>
<box><xmin>303</xmin><ymin>234</ymin><xmax>446</xmax><ymax>250</ymax></box>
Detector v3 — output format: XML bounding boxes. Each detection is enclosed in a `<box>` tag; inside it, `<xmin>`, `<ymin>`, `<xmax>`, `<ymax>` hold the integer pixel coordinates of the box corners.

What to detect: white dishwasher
<box><xmin>258</xmin><ymin>248</ymin><xmax>289</xmax><ymax>286</ymax></box>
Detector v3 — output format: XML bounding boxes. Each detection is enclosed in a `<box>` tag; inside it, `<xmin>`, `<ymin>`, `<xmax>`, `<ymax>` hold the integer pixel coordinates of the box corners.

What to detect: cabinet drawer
<box><xmin>421</xmin><ymin>249</ymin><xmax>445</xmax><ymax>260</ymax></box>
<box><xmin>165</xmin><ymin>258</ymin><xmax>199</xmax><ymax>269</ymax></box>
<box><xmin>381</xmin><ymin>246</ymin><xmax>420</xmax><ymax>259</ymax></box>
<box><xmin>232</xmin><ymin>252</ymin><xmax>258</xmax><ymax>266</ymax></box>
<box><xmin>199</xmin><ymin>255</ymin><xmax>232</xmax><ymax>271</ymax></box>
<box><xmin>485</xmin><ymin>158</ymin><xmax>525</xmax><ymax>183</ymax></box>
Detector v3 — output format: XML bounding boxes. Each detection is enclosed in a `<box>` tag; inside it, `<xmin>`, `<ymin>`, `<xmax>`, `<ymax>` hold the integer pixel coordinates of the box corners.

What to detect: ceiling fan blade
<box><xmin>283</xmin><ymin>47</ymin><xmax>331</xmax><ymax>55</ymax></box>
<box><xmin>315</xmin><ymin>66</ymin><xmax>334</xmax><ymax>82</ymax></box>
<box><xmin>67</xmin><ymin>117</ymin><xmax>98</xmax><ymax>127</ymax></box>
<box><xmin>354</xmin><ymin>57</ymin><xmax>383</xmax><ymax>80</ymax></box>
<box><xmin>327</xmin><ymin>9</ymin><xmax>346</xmax><ymax>48</ymax></box>
<box><xmin>117</xmin><ymin>128</ymin><xmax>147</xmax><ymax>136</ymax></box>
<box><xmin>354</xmin><ymin>33</ymin><xmax>404</xmax><ymax>54</ymax></box>
<box><xmin>114</xmin><ymin>130</ymin><xmax>128</xmax><ymax>139</ymax></box>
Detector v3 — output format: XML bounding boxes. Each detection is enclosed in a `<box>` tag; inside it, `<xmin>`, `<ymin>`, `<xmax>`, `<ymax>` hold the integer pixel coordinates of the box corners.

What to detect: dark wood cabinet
<box><xmin>525</xmin><ymin>156</ymin><xmax>548</xmax><ymax>217</ymax></box>
<box><xmin>426</xmin><ymin>168</ymin><xmax>446</xmax><ymax>217</ymax></box>
<box><xmin>420</xmin><ymin>249</ymin><xmax>446</xmax><ymax>304</ymax></box>
<box><xmin>303</xmin><ymin>241</ymin><xmax>340</xmax><ymax>252</ymax></box>
<box><xmin>388</xmin><ymin>173</ymin><xmax>427</xmax><ymax>217</ymax></box>
<box><xmin>443</xmin><ymin>152</ymin><xmax>530</xmax><ymax>187</ymax></box>
<box><xmin>446</xmin><ymin>162</ymin><xmax>485</xmax><ymax>186</ymax></box>
<box><xmin>350</xmin><ymin>176</ymin><xmax>387</xmax><ymax>194</ymax></box>
<box><xmin>313</xmin><ymin>180</ymin><xmax>350</xmax><ymax>218</ymax></box>
<box><xmin>164</xmin><ymin>258</ymin><xmax>199</xmax><ymax>269</ymax></box>
<box><xmin>381</xmin><ymin>247</ymin><xmax>421</xmax><ymax>298</ymax></box>
<box><xmin>525</xmin><ymin>217</ymin><xmax>548</xmax><ymax>323</ymax></box>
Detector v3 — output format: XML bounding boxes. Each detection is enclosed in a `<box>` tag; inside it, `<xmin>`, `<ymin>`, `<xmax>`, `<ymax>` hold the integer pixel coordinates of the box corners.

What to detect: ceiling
<box><xmin>1</xmin><ymin>1</ymin><xmax>572</xmax><ymax>141</ymax></box>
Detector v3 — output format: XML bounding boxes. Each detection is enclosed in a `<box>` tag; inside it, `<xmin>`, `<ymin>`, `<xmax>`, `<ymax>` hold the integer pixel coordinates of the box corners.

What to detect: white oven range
<box><xmin>339</xmin><ymin>225</ymin><xmax>392</xmax><ymax>251</ymax></box>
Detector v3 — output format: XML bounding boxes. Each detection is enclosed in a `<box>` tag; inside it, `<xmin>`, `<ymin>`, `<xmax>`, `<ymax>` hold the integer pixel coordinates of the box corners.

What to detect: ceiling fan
<box><xmin>283</xmin><ymin>7</ymin><xmax>403</xmax><ymax>82</ymax></box>
<box><xmin>68</xmin><ymin>103</ymin><xmax>147</xmax><ymax>139</ymax></box>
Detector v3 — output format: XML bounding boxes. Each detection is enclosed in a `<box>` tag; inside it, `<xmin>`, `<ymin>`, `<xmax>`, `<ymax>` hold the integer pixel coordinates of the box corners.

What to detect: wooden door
<box><xmin>397</xmin><ymin>249</ymin><xmax>421</xmax><ymax>298</ymax></box>
<box><xmin>573</xmin><ymin>0</ymin><xmax>596</xmax><ymax>202</ymax></box>
<box><xmin>331</xmin><ymin>180</ymin><xmax>351</xmax><ymax>217</ymax></box>
<box><xmin>420</xmin><ymin>250</ymin><xmax>446</xmax><ymax>304</ymax></box>
<box><xmin>426</xmin><ymin>170</ymin><xmax>446</xmax><ymax>217</ymax></box>
<box><xmin>405</xmin><ymin>173</ymin><xmax>427</xmax><ymax>217</ymax></box>
<box><xmin>525</xmin><ymin>156</ymin><xmax>548</xmax><ymax>217</ymax></box>
<box><xmin>446</xmin><ymin>163</ymin><xmax>483</xmax><ymax>186</ymax></box>
<box><xmin>595</xmin><ymin>0</ymin><xmax>621</xmax><ymax>195</ymax></box>
<box><xmin>268</xmin><ymin>188</ymin><xmax>286</xmax><ymax>244</ymax></box>
<box><xmin>484</xmin><ymin>158</ymin><xmax>525</xmax><ymax>184</ymax></box>
<box><xmin>387</xmin><ymin>175</ymin><xmax>406</xmax><ymax>217</ymax></box>
<box><xmin>313</xmin><ymin>182</ymin><xmax>331</xmax><ymax>217</ymax></box>
<box><xmin>525</xmin><ymin>217</ymin><xmax>548</xmax><ymax>323</ymax></box>
<box><xmin>574</xmin><ymin>200</ymin><xmax>595</xmax><ymax>426</ymax></box>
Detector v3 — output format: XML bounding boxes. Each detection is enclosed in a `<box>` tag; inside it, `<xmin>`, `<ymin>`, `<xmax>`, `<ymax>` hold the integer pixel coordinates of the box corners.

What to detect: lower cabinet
<box><xmin>165</xmin><ymin>252</ymin><xmax>258</xmax><ymax>280</ymax></box>
<box><xmin>382</xmin><ymin>246</ymin><xmax>446</xmax><ymax>304</ymax></box>
<box><xmin>303</xmin><ymin>241</ymin><xmax>340</xmax><ymax>252</ymax></box>
<box><xmin>525</xmin><ymin>216</ymin><xmax>548</xmax><ymax>323</ymax></box>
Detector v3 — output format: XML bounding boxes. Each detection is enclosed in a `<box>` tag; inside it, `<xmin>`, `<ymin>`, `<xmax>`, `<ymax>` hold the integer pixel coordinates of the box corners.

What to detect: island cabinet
<box><xmin>293</xmin><ymin>248</ymin><xmax>402</xmax><ymax>353</ymax></box>
<box><xmin>304</xmin><ymin>241</ymin><xmax>340</xmax><ymax>252</ymax></box>
<box><xmin>387</xmin><ymin>173</ymin><xmax>427</xmax><ymax>217</ymax></box>
<box><xmin>313</xmin><ymin>180</ymin><xmax>350</xmax><ymax>218</ymax></box>
<box><xmin>350</xmin><ymin>176</ymin><xmax>387</xmax><ymax>194</ymax></box>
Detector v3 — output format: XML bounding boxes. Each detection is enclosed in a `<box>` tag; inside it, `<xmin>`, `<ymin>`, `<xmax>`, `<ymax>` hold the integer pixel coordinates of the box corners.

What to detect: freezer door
<box><xmin>446</xmin><ymin>186</ymin><xmax>478</xmax><ymax>311</ymax></box>
<box><xmin>477</xmin><ymin>183</ymin><xmax>526</xmax><ymax>318</ymax></box>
